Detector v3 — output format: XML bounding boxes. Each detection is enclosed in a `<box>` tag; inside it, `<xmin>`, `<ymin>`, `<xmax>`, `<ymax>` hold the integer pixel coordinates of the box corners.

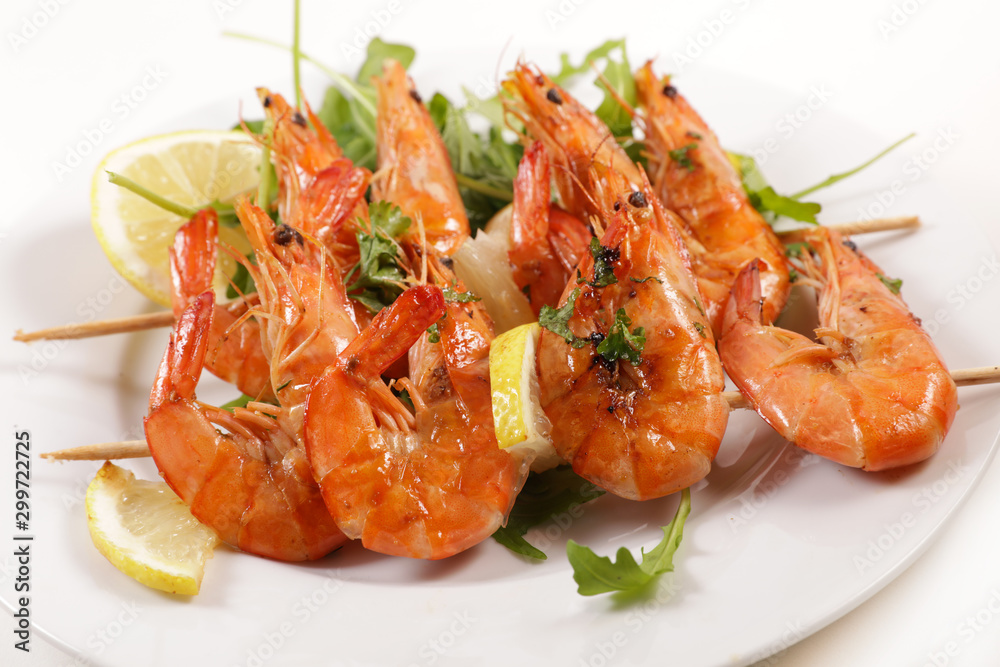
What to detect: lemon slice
<box><xmin>86</xmin><ymin>461</ymin><xmax>219</xmax><ymax>595</ymax></box>
<box><xmin>91</xmin><ymin>131</ymin><xmax>262</xmax><ymax>306</ymax></box>
<box><xmin>489</xmin><ymin>322</ymin><xmax>561</xmax><ymax>472</ymax></box>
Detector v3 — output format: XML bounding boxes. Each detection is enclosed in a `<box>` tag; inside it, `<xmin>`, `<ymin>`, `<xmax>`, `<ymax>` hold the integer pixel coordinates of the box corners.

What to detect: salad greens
<box><xmin>568</xmin><ymin>488</ymin><xmax>690</xmax><ymax>596</ymax></box>
<box><xmin>492</xmin><ymin>466</ymin><xmax>604</xmax><ymax>560</ymax></box>
<box><xmin>343</xmin><ymin>202</ymin><xmax>411</xmax><ymax>314</ymax></box>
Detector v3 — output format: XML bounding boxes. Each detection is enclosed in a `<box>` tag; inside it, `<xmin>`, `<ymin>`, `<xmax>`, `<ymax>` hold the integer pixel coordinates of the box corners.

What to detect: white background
<box><xmin>2</xmin><ymin>0</ymin><xmax>1000</xmax><ymax>665</ymax></box>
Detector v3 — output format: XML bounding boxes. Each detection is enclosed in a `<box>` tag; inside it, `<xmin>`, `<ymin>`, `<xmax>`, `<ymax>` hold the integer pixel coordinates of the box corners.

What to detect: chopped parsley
<box><xmin>596</xmin><ymin>309</ymin><xmax>646</xmax><ymax>366</ymax></box>
<box><xmin>443</xmin><ymin>285</ymin><xmax>481</xmax><ymax>303</ymax></box>
<box><xmin>877</xmin><ymin>273</ymin><xmax>903</xmax><ymax>295</ymax></box>
<box><xmin>539</xmin><ymin>288</ymin><xmax>588</xmax><ymax>349</ymax></box>
<box><xmin>426</xmin><ymin>322</ymin><xmax>441</xmax><ymax>344</ymax></box>
<box><xmin>343</xmin><ymin>202</ymin><xmax>411</xmax><ymax>314</ymax></box>
<box><xmin>578</xmin><ymin>238</ymin><xmax>619</xmax><ymax>288</ymax></box>
<box><xmin>668</xmin><ymin>142</ymin><xmax>698</xmax><ymax>172</ymax></box>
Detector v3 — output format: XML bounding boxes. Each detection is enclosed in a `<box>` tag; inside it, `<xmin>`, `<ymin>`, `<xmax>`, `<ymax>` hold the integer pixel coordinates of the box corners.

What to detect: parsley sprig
<box><xmin>343</xmin><ymin>202</ymin><xmax>411</xmax><ymax>313</ymax></box>
<box><xmin>596</xmin><ymin>309</ymin><xmax>645</xmax><ymax>366</ymax></box>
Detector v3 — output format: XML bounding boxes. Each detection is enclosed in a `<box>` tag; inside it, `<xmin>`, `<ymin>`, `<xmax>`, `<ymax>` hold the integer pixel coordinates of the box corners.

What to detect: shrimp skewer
<box><xmin>144</xmin><ymin>198</ymin><xmax>360</xmax><ymax>560</ymax></box>
<box><xmin>306</xmin><ymin>265</ymin><xmax>530</xmax><ymax>559</ymax></box>
<box><xmin>634</xmin><ymin>62</ymin><xmax>791</xmax><ymax>336</ymax></box>
<box><xmin>372</xmin><ymin>59</ymin><xmax>470</xmax><ymax>256</ymax></box>
<box><xmin>718</xmin><ymin>229</ymin><xmax>958</xmax><ymax>470</ymax></box>
<box><xmin>536</xmin><ymin>164</ymin><xmax>729</xmax><ymax>501</ymax></box>
<box><xmin>144</xmin><ymin>291</ymin><xmax>346</xmax><ymax>560</ymax></box>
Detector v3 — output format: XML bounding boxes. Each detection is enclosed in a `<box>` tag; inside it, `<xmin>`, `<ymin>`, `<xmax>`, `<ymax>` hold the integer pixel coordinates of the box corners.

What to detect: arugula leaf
<box><xmin>550</xmin><ymin>39</ymin><xmax>628</xmax><ymax>87</ymax></box>
<box><xmin>593</xmin><ymin>52</ymin><xmax>636</xmax><ymax>138</ymax></box>
<box><xmin>226</xmin><ymin>254</ymin><xmax>257</xmax><ymax>299</ymax></box>
<box><xmin>344</xmin><ymin>203</ymin><xmax>411</xmax><ymax>313</ymax></box>
<box><xmin>728</xmin><ymin>152</ymin><xmax>821</xmax><ymax>224</ymax></box>
<box><xmin>316</xmin><ymin>86</ymin><xmax>378</xmax><ymax>169</ymax></box>
<box><xmin>596</xmin><ymin>308</ymin><xmax>645</xmax><ymax>366</ymax></box>
<box><xmin>492</xmin><ymin>466</ymin><xmax>604</xmax><ymax>560</ymax></box>
<box><xmin>220</xmin><ymin>394</ymin><xmax>254</xmax><ymax>412</ymax></box>
<box><xmin>428</xmin><ymin>92</ymin><xmax>521</xmax><ymax>231</ymax></box>
<box><xmin>539</xmin><ymin>288</ymin><xmax>587</xmax><ymax>348</ymax></box>
<box><xmin>567</xmin><ymin>487</ymin><xmax>691</xmax><ymax>596</ymax></box>
<box><xmin>784</xmin><ymin>241</ymin><xmax>813</xmax><ymax>259</ymax></box>
<box><xmin>356</xmin><ymin>37</ymin><xmax>415</xmax><ymax>84</ymax></box>
<box><xmin>877</xmin><ymin>272</ymin><xmax>903</xmax><ymax>295</ymax></box>
<box><xmin>314</xmin><ymin>38</ymin><xmax>418</xmax><ymax>172</ymax></box>
<box><xmin>792</xmin><ymin>133</ymin><xmax>915</xmax><ymax>200</ymax></box>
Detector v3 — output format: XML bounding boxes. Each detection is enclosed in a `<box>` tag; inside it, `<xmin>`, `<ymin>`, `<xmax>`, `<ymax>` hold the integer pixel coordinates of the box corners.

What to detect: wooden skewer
<box><xmin>39</xmin><ymin>365</ymin><xmax>1000</xmax><ymax>462</ymax></box>
<box><xmin>41</xmin><ymin>440</ymin><xmax>149</xmax><ymax>461</ymax></box>
<box><xmin>778</xmin><ymin>215</ymin><xmax>919</xmax><ymax>239</ymax></box>
<box><xmin>13</xmin><ymin>311</ymin><xmax>174</xmax><ymax>343</ymax></box>
<box><xmin>13</xmin><ymin>216</ymin><xmax>920</xmax><ymax>344</ymax></box>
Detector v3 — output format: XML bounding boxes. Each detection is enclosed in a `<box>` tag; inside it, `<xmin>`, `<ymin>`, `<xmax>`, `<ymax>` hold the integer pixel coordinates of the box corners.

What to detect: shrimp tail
<box><xmin>341</xmin><ymin>285</ymin><xmax>446</xmax><ymax>378</ymax></box>
<box><xmin>721</xmin><ymin>258</ymin><xmax>765</xmax><ymax>336</ymax></box>
<box><xmin>169</xmin><ymin>209</ymin><xmax>217</xmax><ymax>318</ymax></box>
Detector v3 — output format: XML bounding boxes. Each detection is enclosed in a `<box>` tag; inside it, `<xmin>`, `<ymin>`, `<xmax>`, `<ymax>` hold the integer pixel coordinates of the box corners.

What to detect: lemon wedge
<box><xmin>86</xmin><ymin>461</ymin><xmax>219</xmax><ymax>595</ymax></box>
<box><xmin>91</xmin><ymin>130</ymin><xmax>261</xmax><ymax>306</ymax></box>
<box><xmin>489</xmin><ymin>322</ymin><xmax>561</xmax><ymax>472</ymax></box>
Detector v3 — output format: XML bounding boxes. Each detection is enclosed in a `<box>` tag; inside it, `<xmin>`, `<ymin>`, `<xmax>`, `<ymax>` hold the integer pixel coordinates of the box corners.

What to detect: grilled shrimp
<box><xmin>718</xmin><ymin>229</ymin><xmax>958</xmax><ymax>470</ymax></box>
<box><xmin>144</xmin><ymin>291</ymin><xmax>346</xmax><ymax>560</ymax></box>
<box><xmin>634</xmin><ymin>62</ymin><xmax>791</xmax><ymax>335</ymax></box>
<box><xmin>508</xmin><ymin>140</ymin><xmax>591</xmax><ymax>314</ymax></box>
<box><xmin>260</xmin><ymin>88</ymin><xmax>371</xmax><ymax>280</ymax></box>
<box><xmin>169</xmin><ymin>208</ymin><xmax>274</xmax><ymax>401</ymax></box>
<box><xmin>372</xmin><ymin>59</ymin><xmax>470</xmax><ymax>255</ymax></box>
<box><xmin>144</xmin><ymin>198</ymin><xmax>360</xmax><ymax>560</ymax></box>
<box><xmin>306</xmin><ymin>266</ymin><xmax>529</xmax><ymax>559</ymax></box>
<box><xmin>503</xmin><ymin>61</ymin><xmax>643</xmax><ymax>221</ymax></box>
<box><xmin>536</xmin><ymin>165</ymin><xmax>729</xmax><ymax>500</ymax></box>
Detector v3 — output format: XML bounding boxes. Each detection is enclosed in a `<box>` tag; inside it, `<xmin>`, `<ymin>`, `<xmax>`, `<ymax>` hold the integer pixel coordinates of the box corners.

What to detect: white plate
<box><xmin>3</xmin><ymin>53</ymin><xmax>1000</xmax><ymax>667</ymax></box>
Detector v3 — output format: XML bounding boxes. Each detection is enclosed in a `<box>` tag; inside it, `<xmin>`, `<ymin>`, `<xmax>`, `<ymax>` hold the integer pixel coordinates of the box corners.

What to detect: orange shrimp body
<box><xmin>261</xmin><ymin>89</ymin><xmax>371</xmax><ymax>285</ymax></box>
<box><xmin>718</xmin><ymin>229</ymin><xmax>958</xmax><ymax>470</ymax></box>
<box><xmin>234</xmin><ymin>199</ymin><xmax>361</xmax><ymax>436</ymax></box>
<box><xmin>306</xmin><ymin>276</ymin><xmax>528</xmax><ymax>560</ymax></box>
<box><xmin>372</xmin><ymin>60</ymin><xmax>470</xmax><ymax>256</ymax></box>
<box><xmin>537</xmin><ymin>167</ymin><xmax>729</xmax><ymax>501</ymax></box>
<box><xmin>169</xmin><ymin>209</ymin><xmax>274</xmax><ymax>401</ymax></box>
<box><xmin>509</xmin><ymin>140</ymin><xmax>590</xmax><ymax>314</ymax></box>
<box><xmin>634</xmin><ymin>63</ymin><xmax>790</xmax><ymax>336</ymax></box>
<box><xmin>503</xmin><ymin>62</ymin><xmax>643</xmax><ymax>222</ymax></box>
<box><xmin>145</xmin><ymin>200</ymin><xmax>361</xmax><ymax>561</ymax></box>
<box><xmin>144</xmin><ymin>291</ymin><xmax>347</xmax><ymax>561</ymax></box>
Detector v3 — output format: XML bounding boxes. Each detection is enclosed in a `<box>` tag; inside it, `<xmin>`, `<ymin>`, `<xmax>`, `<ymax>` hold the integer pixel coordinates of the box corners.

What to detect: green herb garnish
<box><xmin>492</xmin><ymin>466</ymin><xmax>604</xmax><ymax>560</ymax></box>
<box><xmin>426</xmin><ymin>323</ymin><xmax>441</xmax><ymax>344</ymax></box>
<box><xmin>580</xmin><ymin>238</ymin><xmax>619</xmax><ymax>288</ymax></box>
<box><xmin>567</xmin><ymin>487</ymin><xmax>690</xmax><ymax>596</ymax></box>
<box><xmin>443</xmin><ymin>286</ymin><xmax>481</xmax><ymax>303</ymax></box>
<box><xmin>877</xmin><ymin>273</ymin><xmax>903</xmax><ymax>295</ymax></box>
<box><xmin>343</xmin><ymin>202</ymin><xmax>411</xmax><ymax>313</ymax></box>
<box><xmin>596</xmin><ymin>308</ymin><xmax>645</xmax><ymax>366</ymax></box>
<box><xmin>668</xmin><ymin>142</ymin><xmax>698</xmax><ymax>172</ymax></box>
<box><xmin>539</xmin><ymin>288</ymin><xmax>588</xmax><ymax>349</ymax></box>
